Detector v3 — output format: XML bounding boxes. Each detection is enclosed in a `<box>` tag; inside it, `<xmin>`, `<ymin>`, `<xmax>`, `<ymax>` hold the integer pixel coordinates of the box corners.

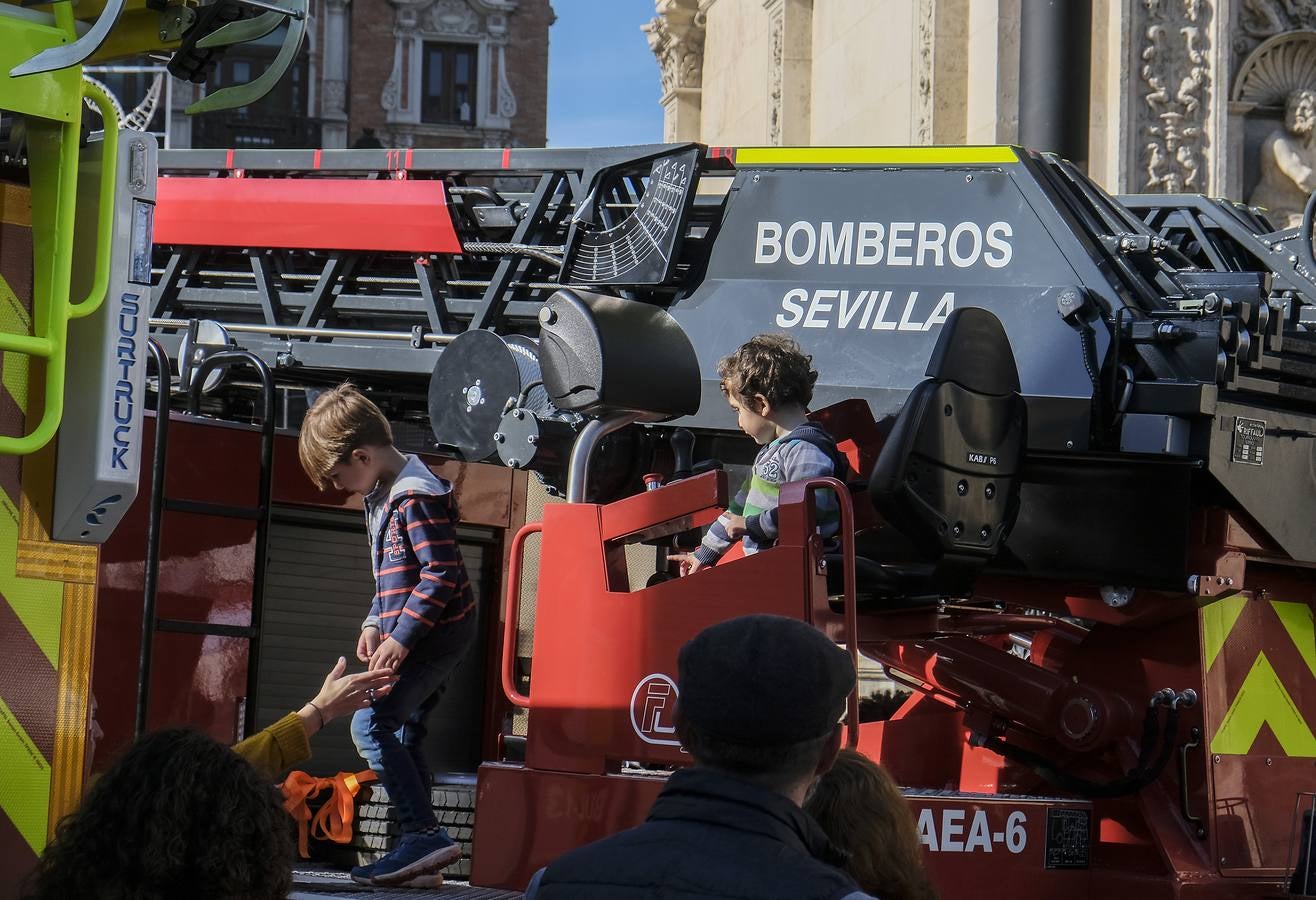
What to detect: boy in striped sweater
<box><xmin>673</xmin><ymin>335</ymin><xmax>844</xmax><ymax>574</ymax></box>
<box><xmin>298</xmin><ymin>384</ymin><xmax>476</xmax><ymax>887</ymax></box>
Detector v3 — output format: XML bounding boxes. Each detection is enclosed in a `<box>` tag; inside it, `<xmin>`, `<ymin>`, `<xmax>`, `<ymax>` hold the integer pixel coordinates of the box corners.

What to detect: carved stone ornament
<box><xmin>1237</xmin><ymin>0</ymin><xmax>1316</xmax><ymax>57</ymax></box>
<box><xmin>381</xmin><ymin>43</ymin><xmax>403</xmax><ymax>111</ymax></box>
<box><xmin>428</xmin><ymin>0</ymin><xmax>482</xmax><ymax>35</ymax></box>
<box><xmin>1235</xmin><ymin>32</ymin><xmax>1316</xmax><ymax>227</ymax></box>
<box><xmin>643</xmin><ymin>0</ymin><xmax>706</xmax><ymax>95</ymax></box>
<box><xmin>322</xmin><ymin>78</ymin><xmax>347</xmax><ymax>116</ymax></box>
<box><xmin>767</xmin><ymin>1</ymin><xmax>783</xmax><ymax>145</ymax></box>
<box><xmin>496</xmin><ymin>44</ymin><xmax>518</xmax><ymax>118</ymax></box>
<box><xmin>1233</xmin><ymin>29</ymin><xmax>1316</xmax><ymax>106</ymax></box>
<box><xmin>1137</xmin><ymin>0</ymin><xmax>1212</xmax><ymax>192</ymax></box>
<box><xmin>915</xmin><ymin>0</ymin><xmax>935</xmax><ymax>145</ymax></box>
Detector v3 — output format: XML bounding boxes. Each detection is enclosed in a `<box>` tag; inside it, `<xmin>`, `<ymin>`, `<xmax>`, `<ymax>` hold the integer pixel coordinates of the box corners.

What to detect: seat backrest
<box><xmin>868</xmin><ymin>307</ymin><xmax>1026</xmax><ymax>576</ymax></box>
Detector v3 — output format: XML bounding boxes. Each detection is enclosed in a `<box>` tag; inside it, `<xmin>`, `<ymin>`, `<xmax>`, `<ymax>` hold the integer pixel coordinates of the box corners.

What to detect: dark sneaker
<box><xmin>369</xmin><ymin>832</ymin><xmax>463</xmax><ymax>885</ymax></box>
<box><xmin>349</xmin><ymin>860</ymin><xmax>378</xmax><ymax>886</ymax></box>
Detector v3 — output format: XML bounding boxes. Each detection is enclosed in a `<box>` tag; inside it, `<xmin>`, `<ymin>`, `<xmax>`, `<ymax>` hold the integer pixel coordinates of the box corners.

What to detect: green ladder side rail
<box><xmin>1</xmin><ymin>7</ymin><xmax>120</xmax><ymax>454</ymax></box>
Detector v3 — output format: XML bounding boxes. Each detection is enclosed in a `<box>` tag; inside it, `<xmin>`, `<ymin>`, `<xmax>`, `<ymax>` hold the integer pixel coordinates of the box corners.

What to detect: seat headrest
<box><xmin>925</xmin><ymin>307</ymin><xmax>1020</xmax><ymax>396</ymax></box>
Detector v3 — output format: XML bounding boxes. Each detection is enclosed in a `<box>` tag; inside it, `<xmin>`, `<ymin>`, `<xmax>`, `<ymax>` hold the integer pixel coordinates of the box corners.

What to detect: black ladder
<box><xmin>135</xmin><ymin>339</ymin><xmax>276</xmax><ymax>739</ymax></box>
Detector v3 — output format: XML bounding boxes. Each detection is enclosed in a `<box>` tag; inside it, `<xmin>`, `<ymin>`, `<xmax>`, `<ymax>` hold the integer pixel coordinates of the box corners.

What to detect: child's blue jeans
<box><xmin>350</xmin><ymin>635</ymin><xmax>468</xmax><ymax>834</ymax></box>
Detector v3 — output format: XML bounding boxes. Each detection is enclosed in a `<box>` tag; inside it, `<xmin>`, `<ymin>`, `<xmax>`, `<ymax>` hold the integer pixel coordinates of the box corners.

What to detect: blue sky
<box><xmin>547</xmin><ymin>0</ymin><xmax>664</xmax><ymax>147</ymax></box>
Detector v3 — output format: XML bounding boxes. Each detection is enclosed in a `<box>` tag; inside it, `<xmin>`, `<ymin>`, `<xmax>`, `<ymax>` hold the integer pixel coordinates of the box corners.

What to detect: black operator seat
<box><xmin>827</xmin><ymin>307</ymin><xmax>1027</xmax><ymax>609</ymax></box>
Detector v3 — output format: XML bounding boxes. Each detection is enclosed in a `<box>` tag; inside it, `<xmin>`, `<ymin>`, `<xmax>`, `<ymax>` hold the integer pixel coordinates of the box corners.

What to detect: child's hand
<box><xmin>369</xmin><ymin>638</ymin><xmax>410</xmax><ymax>672</ymax></box>
<box><xmin>357</xmin><ymin>626</ymin><xmax>380</xmax><ymax>663</ymax></box>
<box><xmin>669</xmin><ymin>553</ymin><xmax>705</xmax><ymax>577</ymax></box>
<box><xmin>724</xmin><ymin>514</ymin><xmax>748</xmax><ymax>539</ymax></box>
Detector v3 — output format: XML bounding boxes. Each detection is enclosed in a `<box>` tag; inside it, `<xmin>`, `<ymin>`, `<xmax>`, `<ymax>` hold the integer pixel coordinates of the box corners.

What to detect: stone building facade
<box><xmin>645</xmin><ymin>0</ymin><xmax>1316</xmax><ymax>202</ymax></box>
<box><xmin>343</xmin><ymin>0</ymin><xmax>552</xmax><ymax>149</ymax></box>
<box><xmin>94</xmin><ymin>0</ymin><xmax>551</xmax><ymax>150</ymax></box>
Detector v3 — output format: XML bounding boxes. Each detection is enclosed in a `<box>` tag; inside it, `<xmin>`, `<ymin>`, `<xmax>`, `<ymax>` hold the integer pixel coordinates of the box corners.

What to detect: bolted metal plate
<box><xmin>428</xmin><ymin>329</ymin><xmax>525</xmax><ymax>461</ymax></box>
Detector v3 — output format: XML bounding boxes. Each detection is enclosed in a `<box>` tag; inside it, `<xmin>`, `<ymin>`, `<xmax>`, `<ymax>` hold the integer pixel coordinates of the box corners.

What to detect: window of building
<box><xmin>422</xmin><ymin>42</ymin><xmax>477</xmax><ymax>126</ymax></box>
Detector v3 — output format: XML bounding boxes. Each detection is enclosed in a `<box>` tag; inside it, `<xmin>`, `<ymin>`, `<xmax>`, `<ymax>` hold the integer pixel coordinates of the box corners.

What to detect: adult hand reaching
<box><xmin>299</xmin><ymin>657</ymin><xmax>398</xmax><ymax>736</ymax></box>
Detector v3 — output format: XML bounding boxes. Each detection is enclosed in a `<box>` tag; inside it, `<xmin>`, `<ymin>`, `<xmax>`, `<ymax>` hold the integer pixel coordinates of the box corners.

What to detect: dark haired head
<box><xmin>717</xmin><ymin>334</ymin><xmax>819</xmax><ymax>410</ymax></box>
<box><xmin>24</xmin><ymin>728</ymin><xmax>294</xmax><ymax>900</ymax></box>
<box><xmin>805</xmin><ymin>749</ymin><xmax>938</xmax><ymax>900</ymax></box>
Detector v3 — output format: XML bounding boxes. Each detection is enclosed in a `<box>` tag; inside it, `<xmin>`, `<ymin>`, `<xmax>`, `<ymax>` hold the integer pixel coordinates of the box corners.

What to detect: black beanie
<box><xmin>676</xmin><ymin>614</ymin><xmax>856</xmax><ymax>747</ymax></box>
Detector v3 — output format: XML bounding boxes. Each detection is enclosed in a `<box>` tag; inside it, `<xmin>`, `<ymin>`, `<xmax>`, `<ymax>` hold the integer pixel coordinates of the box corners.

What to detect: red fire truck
<box><xmin>82</xmin><ymin>142</ymin><xmax>1316</xmax><ymax>897</ymax></box>
<box><xmin>4</xmin><ymin>15</ymin><xmax>1316</xmax><ymax>893</ymax></box>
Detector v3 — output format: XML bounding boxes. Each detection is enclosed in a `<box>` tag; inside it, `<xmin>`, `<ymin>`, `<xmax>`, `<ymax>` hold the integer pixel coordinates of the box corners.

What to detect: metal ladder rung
<box><xmin>163</xmin><ymin>497</ymin><xmax>264</xmax><ymax>520</ymax></box>
<box><xmin>155</xmin><ymin>619</ymin><xmax>257</xmax><ymax>639</ymax></box>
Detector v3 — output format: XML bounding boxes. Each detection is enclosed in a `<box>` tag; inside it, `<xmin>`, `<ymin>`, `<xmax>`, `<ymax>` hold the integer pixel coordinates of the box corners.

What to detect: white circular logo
<box><xmin>629</xmin><ymin>674</ymin><xmax>682</xmax><ymax>746</ymax></box>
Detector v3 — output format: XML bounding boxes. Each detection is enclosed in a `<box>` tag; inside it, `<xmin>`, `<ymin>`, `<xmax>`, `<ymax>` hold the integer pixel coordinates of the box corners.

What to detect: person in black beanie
<box><xmin>524</xmin><ymin>614</ymin><xmax>877</xmax><ymax>900</ymax></box>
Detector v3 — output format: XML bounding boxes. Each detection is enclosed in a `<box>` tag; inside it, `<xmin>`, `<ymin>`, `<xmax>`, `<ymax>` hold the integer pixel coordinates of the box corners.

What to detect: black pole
<box><xmin>1019</xmin><ymin>0</ymin><xmax>1091</xmax><ymax>165</ymax></box>
<box><xmin>135</xmin><ymin>340</ymin><xmax>171</xmax><ymax>739</ymax></box>
<box><xmin>187</xmin><ymin>350</ymin><xmax>276</xmax><ymax>739</ymax></box>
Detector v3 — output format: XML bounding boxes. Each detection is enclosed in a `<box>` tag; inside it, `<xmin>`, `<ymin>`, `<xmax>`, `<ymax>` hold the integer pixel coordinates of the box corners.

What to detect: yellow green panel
<box><xmin>0</xmin><ymin>276</ymin><xmax>33</xmax><ymax>417</ymax></box>
<box><xmin>733</xmin><ymin>146</ymin><xmax>1020</xmax><ymax>166</ymax></box>
<box><xmin>0</xmin><ymin>15</ymin><xmax>81</xmax><ymax>123</ymax></box>
<box><xmin>1272</xmin><ymin>600</ymin><xmax>1316</xmax><ymax>679</ymax></box>
<box><xmin>0</xmin><ymin>694</ymin><xmax>51</xmax><ymax>853</ymax></box>
<box><xmin>1210</xmin><ymin>651</ymin><xmax>1316</xmax><ymax>757</ymax></box>
<box><xmin>0</xmin><ymin>520</ymin><xmax>64</xmax><ymax>667</ymax></box>
<box><xmin>1202</xmin><ymin>594</ymin><xmax>1248</xmax><ymax>671</ymax></box>
<box><xmin>90</xmin><ymin>8</ymin><xmax>181</xmax><ymax>62</ymax></box>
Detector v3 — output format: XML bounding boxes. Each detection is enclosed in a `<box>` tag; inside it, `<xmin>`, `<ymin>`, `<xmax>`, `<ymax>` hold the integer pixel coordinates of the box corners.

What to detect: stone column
<box><xmin>1124</xmin><ymin>0</ymin><xmax>1218</xmax><ymax>194</ymax></box>
<box><xmin>966</xmin><ymin>0</ymin><xmax>1021</xmax><ymax>146</ymax></box>
<box><xmin>321</xmin><ymin>0</ymin><xmax>352</xmax><ymax>149</ymax></box>
<box><xmin>763</xmin><ymin>0</ymin><xmax>810</xmax><ymax>146</ymax></box>
<box><xmin>644</xmin><ymin>0</ymin><xmax>706</xmax><ymax>143</ymax></box>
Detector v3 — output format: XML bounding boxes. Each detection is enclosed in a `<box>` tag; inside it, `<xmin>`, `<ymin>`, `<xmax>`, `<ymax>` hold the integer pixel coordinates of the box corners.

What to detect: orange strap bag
<box><xmin>280</xmin><ymin>769</ymin><xmax>378</xmax><ymax>859</ymax></box>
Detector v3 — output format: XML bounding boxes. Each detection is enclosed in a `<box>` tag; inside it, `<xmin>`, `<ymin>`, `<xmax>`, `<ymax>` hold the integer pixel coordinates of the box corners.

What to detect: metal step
<box><xmin>291</xmin><ymin>867</ymin><xmax>521</xmax><ymax>898</ymax></box>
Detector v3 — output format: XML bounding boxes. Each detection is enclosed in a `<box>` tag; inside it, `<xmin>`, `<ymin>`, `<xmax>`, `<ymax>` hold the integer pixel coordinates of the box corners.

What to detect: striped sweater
<box><xmin>361</xmin><ymin>454</ymin><xmax>475</xmax><ymax>650</ymax></box>
<box><xmin>693</xmin><ymin>423</ymin><xmax>843</xmax><ymax>566</ymax></box>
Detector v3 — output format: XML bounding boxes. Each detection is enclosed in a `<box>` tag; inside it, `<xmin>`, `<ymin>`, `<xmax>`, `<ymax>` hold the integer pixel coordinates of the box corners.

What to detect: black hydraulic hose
<box><xmin>1079</xmin><ymin>325</ymin><xmax>1100</xmax><ymax>388</ymax></box>
<box><xmin>974</xmin><ymin>703</ymin><xmax>1183</xmax><ymax>800</ymax></box>
<box><xmin>135</xmin><ymin>339</ymin><xmax>171</xmax><ymax>739</ymax></box>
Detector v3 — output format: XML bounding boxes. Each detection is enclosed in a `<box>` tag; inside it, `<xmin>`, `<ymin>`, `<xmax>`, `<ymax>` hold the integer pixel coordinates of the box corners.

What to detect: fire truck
<box><xmin>4</xmin><ymin>7</ymin><xmax>1316</xmax><ymax>900</ymax></box>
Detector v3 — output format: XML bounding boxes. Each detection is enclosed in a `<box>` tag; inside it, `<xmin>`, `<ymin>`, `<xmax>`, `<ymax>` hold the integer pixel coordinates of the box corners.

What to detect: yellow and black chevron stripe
<box><xmin>1203</xmin><ymin>592</ymin><xmax>1316</xmax><ymax>756</ymax></box>
<box><xmin>0</xmin><ymin>182</ymin><xmax>99</xmax><ymax>890</ymax></box>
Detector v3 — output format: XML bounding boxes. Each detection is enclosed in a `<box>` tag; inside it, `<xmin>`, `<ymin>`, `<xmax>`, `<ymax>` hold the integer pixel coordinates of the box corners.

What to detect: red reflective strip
<box><xmin>501</xmin><ymin>147</ymin><xmax>511</xmax><ymax>169</ymax></box>
<box><xmin>154</xmin><ymin>177</ymin><xmax>463</xmax><ymax>254</ymax></box>
<box><xmin>313</xmin><ymin>149</ymin><xmax>322</xmax><ymax>168</ymax></box>
<box><xmin>225</xmin><ymin>149</ymin><xmax>235</xmax><ymax>169</ymax></box>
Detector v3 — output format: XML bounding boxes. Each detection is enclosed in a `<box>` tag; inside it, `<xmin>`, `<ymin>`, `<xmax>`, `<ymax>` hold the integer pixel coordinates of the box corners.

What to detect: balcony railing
<box><xmin>191</xmin><ymin>113</ymin><xmax>323</xmax><ymax>150</ymax></box>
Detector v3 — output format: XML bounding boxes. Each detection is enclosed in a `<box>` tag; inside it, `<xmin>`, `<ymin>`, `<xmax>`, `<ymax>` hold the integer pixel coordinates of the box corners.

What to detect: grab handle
<box><xmin>0</xmin><ymin>79</ymin><xmax>119</xmax><ymax>454</ymax></box>
<box><xmin>501</xmin><ymin>522</ymin><xmax>542</xmax><ymax>708</ymax></box>
<box><xmin>800</xmin><ymin>476</ymin><xmax>860</xmax><ymax>749</ymax></box>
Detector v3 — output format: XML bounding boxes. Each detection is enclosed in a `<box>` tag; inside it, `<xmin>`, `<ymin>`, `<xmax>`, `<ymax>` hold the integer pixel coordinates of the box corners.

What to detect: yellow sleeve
<box><xmin>231</xmin><ymin>712</ymin><xmax>312</xmax><ymax>780</ymax></box>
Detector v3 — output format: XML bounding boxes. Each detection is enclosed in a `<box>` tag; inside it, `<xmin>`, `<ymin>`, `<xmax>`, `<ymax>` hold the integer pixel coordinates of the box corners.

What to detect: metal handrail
<box><xmin>0</xmin><ymin>78</ymin><xmax>118</xmax><ymax>453</ymax></box>
<box><xmin>500</xmin><ymin>522</ymin><xmax>542</xmax><ymax>708</ymax></box>
<box><xmin>799</xmin><ymin>476</ymin><xmax>860</xmax><ymax>749</ymax></box>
